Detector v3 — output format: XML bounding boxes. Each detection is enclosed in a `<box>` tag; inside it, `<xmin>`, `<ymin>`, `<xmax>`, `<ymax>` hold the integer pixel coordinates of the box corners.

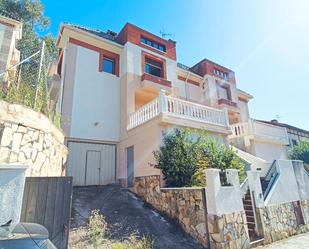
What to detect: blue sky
<box><xmin>42</xmin><ymin>0</ymin><xmax>309</xmax><ymax>130</ymax></box>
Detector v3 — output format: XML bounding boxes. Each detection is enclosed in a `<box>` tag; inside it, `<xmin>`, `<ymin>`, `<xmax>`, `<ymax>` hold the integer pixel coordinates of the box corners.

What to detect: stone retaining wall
<box><xmin>0</xmin><ymin>101</ymin><xmax>68</xmax><ymax>176</ymax></box>
<box><xmin>258</xmin><ymin>201</ymin><xmax>309</xmax><ymax>244</ymax></box>
<box><xmin>207</xmin><ymin>211</ymin><xmax>250</xmax><ymax>249</ymax></box>
<box><xmin>301</xmin><ymin>200</ymin><xmax>309</xmax><ymax>224</ymax></box>
<box><xmin>132</xmin><ymin>175</ymin><xmax>209</xmax><ymax>247</ymax></box>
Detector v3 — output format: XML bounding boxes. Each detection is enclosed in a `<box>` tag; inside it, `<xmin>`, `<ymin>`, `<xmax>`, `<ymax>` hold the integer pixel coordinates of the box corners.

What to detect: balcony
<box><xmin>127</xmin><ymin>90</ymin><xmax>231</xmax><ymax>133</ymax></box>
<box><xmin>141</xmin><ymin>73</ymin><xmax>172</xmax><ymax>91</ymax></box>
<box><xmin>229</xmin><ymin>119</ymin><xmax>289</xmax><ymax>145</ymax></box>
<box><xmin>218</xmin><ymin>98</ymin><xmax>237</xmax><ymax>108</ymax></box>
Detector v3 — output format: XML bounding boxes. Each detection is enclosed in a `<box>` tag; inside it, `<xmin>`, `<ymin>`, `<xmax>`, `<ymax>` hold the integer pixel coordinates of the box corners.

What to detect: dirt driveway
<box><xmin>69</xmin><ymin>185</ymin><xmax>204</xmax><ymax>249</ymax></box>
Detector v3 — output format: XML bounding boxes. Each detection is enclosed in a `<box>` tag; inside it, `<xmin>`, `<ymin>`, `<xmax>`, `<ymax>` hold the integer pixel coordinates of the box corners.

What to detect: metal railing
<box><xmin>263</xmin><ymin>160</ymin><xmax>279</xmax><ymax>200</ymax></box>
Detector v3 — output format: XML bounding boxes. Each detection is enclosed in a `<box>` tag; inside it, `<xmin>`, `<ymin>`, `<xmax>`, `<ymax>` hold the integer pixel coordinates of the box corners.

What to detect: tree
<box><xmin>289</xmin><ymin>141</ymin><xmax>309</xmax><ymax>170</ymax></box>
<box><xmin>0</xmin><ymin>0</ymin><xmax>55</xmax><ymax>58</ymax></box>
<box><xmin>0</xmin><ymin>0</ymin><xmax>56</xmax><ymax>116</ymax></box>
<box><xmin>153</xmin><ymin>128</ymin><xmax>244</xmax><ymax>187</ymax></box>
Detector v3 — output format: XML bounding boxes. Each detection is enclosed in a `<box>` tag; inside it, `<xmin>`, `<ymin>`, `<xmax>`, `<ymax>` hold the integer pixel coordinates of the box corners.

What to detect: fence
<box><xmin>0</xmin><ymin>40</ymin><xmax>61</xmax><ymax>127</ymax></box>
<box><xmin>21</xmin><ymin>177</ymin><xmax>73</xmax><ymax>249</ymax></box>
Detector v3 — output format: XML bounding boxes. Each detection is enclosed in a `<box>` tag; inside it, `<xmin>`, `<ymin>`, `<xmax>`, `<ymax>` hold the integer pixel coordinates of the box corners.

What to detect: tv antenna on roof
<box><xmin>160</xmin><ymin>29</ymin><xmax>172</xmax><ymax>39</ymax></box>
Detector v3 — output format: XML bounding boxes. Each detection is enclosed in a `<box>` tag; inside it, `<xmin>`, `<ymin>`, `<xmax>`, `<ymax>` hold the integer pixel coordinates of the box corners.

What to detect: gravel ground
<box><xmin>69</xmin><ymin>185</ymin><xmax>204</xmax><ymax>249</ymax></box>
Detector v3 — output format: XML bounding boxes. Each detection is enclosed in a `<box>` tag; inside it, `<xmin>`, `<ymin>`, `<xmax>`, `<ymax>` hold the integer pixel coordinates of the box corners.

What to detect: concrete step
<box><xmin>243</xmin><ymin>200</ymin><xmax>252</xmax><ymax>206</ymax></box>
<box><xmin>246</xmin><ymin>216</ymin><xmax>255</xmax><ymax>223</ymax></box>
<box><xmin>245</xmin><ymin>210</ymin><xmax>254</xmax><ymax>216</ymax></box>
<box><xmin>244</xmin><ymin>204</ymin><xmax>253</xmax><ymax>209</ymax></box>
<box><xmin>250</xmin><ymin>238</ymin><xmax>265</xmax><ymax>248</ymax></box>
<box><xmin>247</xmin><ymin>222</ymin><xmax>256</xmax><ymax>229</ymax></box>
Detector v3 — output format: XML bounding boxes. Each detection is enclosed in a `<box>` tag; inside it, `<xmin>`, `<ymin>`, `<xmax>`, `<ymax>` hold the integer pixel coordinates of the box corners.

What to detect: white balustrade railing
<box><xmin>230</xmin><ymin>121</ymin><xmax>252</xmax><ymax>138</ymax></box>
<box><xmin>127</xmin><ymin>91</ymin><xmax>230</xmax><ymax>130</ymax></box>
<box><xmin>127</xmin><ymin>98</ymin><xmax>159</xmax><ymax>130</ymax></box>
<box><xmin>229</xmin><ymin>119</ymin><xmax>288</xmax><ymax>144</ymax></box>
<box><xmin>166</xmin><ymin>96</ymin><xmax>229</xmax><ymax>127</ymax></box>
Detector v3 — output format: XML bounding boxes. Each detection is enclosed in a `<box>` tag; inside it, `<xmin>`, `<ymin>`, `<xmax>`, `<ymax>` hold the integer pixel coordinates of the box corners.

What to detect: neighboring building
<box><xmin>0</xmin><ymin>13</ymin><xmax>22</xmax><ymax>83</ymax></box>
<box><xmin>56</xmin><ymin>22</ymin><xmax>289</xmax><ymax>186</ymax></box>
<box><xmin>258</xmin><ymin>119</ymin><xmax>309</xmax><ymax>148</ymax></box>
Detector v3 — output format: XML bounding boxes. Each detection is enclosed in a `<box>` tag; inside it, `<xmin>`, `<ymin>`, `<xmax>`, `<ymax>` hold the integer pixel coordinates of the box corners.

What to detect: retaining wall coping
<box><xmin>160</xmin><ymin>187</ymin><xmax>204</xmax><ymax>190</ymax></box>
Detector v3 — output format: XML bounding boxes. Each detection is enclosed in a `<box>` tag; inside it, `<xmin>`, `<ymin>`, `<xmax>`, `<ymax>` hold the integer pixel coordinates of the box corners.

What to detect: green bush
<box><xmin>153</xmin><ymin>128</ymin><xmax>244</xmax><ymax>187</ymax></box>
<box><xmin>289</xmin><ymin>141</ymin><xmax>309</xmax><ymax>164</ymax></box>
<box><xmin>111</xmin><ymin>235</ymin><xmax>154</xmax><ymax>249</ymax></box>
<box><xmin>88</xmin><ymin>209</ymin><xmax>108</xmax><ymax>248</ymax></box>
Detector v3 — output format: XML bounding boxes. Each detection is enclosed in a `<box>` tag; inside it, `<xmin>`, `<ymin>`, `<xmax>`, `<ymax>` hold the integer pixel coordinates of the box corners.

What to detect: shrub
<box><xmin>88</xmin><ymin>209</ymin><xmax>108</xmax><ymax>248</ymax></box>
<box><xmin>111</xmin><ymin>235</ymin><xmax>154</xmax><ymax>249</ymax></box>
<box><xmin>289</xmin><ymin>141</ymin><xmax>309</xmax><ymax>164</ymax></box>
<box><xmin>153</xmin><ymin>128</ymin><xmax>244</xmax><ymax>187</ymax></box>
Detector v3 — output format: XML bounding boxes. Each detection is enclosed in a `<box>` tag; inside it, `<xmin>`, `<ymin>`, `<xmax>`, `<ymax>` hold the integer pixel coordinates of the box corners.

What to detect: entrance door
<box><xmin>127</xmin><ymin>146</ymin><xmax>134</xmax><ymax>187</ymax></box>
<box><xmin>85</xmin><ymin>150</ymin><xmax>101</xmax><ymax>185</ymax></box>
<box><xmin>67</xmin><ymin>141</ymin><xmax>116</xmax><ymax>186</ymax></box>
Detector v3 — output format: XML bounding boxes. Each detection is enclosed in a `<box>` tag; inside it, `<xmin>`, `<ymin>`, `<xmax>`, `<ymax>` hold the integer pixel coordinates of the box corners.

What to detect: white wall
<box><xmin>238</xmin><ymin>100</ymin><xmax>250</xmax><ymax>122</ymax></box>
<box><xmin>206</xmin><ymin>169</ymin><xmax>244</xmax><ymax>215</ymax></box>
<box><xmin>253</xmin><ymin>141</ymin><xmax>288</xmax><ymax>161</ymax></box>
<box><xmin>70</xmin><ymin>46</ymin><xmax>120</xmax><ymax>141</ymax></box>
<box><xmin>265</xmin><ymin>160</ymin><xmax>301</xmax><ymax>205</ymax></box>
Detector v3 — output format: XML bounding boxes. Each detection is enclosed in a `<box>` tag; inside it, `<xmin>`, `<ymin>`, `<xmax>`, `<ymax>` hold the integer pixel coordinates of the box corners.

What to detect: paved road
<box><xmin>70</xmin><ymin>185</ymin><xmax>204</xmax><ymax>249</ymax></box>
<box><xmin>257</xmin><ymin>233</ymin><xmax>309</xmax><ymax>249</ymax></box>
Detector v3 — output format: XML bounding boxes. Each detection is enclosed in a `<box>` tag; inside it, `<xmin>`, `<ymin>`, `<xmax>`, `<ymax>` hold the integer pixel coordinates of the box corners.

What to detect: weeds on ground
<box><xmin>111</xmin><ymin>234</ymin><xmax>155</xmax><ymax>249</ymax></box>
<box><xmin>89</xmin><ymin>209</ymin><xmax>108</xmax><ymax>248</ymax></box>
<box><xmin>87</xmin><ymin>209</ymin><xmax>155</xmax><ymax>249</ymax></box>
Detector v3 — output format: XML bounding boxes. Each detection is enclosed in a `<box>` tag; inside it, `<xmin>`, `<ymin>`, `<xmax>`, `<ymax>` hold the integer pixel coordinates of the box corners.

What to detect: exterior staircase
<box><xmin>243</xmin><ymin>191</ymin><xmax>258</xmax><ymax>240</ymax></box>
<box><xmin>260</xmin><ymin>160</ymin><xmax>279</xmax><ymax>200</ymax></box>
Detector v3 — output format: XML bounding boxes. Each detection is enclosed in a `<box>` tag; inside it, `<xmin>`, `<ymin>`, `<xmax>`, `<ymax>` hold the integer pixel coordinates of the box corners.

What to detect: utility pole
<box><xmin>34</xmin><ymin>41</ymin><xmax>45</xmax><ymax>109</ymax></box>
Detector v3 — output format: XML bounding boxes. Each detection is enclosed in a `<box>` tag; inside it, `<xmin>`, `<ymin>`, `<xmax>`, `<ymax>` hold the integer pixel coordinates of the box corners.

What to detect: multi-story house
<box><xmin>56</xmin><ymin>22</ymin><xmax>289</xmax><ymax>186</ymax></box>
<box><xmin>0</xmin><ymin>13</ymin><xmax>22</xmax><ymax>83</ymax></box>
<box><xmin>258</xmin><ymin>119</ymin><xmax>309</xmax><ymax>148</ymax></box>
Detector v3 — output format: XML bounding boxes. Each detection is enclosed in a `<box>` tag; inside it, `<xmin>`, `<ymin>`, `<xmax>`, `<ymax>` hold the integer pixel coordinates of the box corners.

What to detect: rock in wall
<box><xmin>132</xmin><ymin>175</ymin><xmax>209</xmax><ymax>247</ymax></box>
<box><xmin>0</xmin><ymin>101</ymin><xmax>68</xmax><ymax>176</ymax></box>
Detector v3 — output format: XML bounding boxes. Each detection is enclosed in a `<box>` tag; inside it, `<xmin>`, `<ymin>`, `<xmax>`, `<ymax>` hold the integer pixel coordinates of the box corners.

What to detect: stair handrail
<box><xmin>264</xmin><ymin>160</ymin><xmax>277</xmax><ymax>182</ymax></box>
<box><xmin>263</xmin><ymin>160</ymin><xmax>279</xmax><ymax>200</ymax></box>
<box><xmin>240</xmin><ymin>177</ymin><xmax>249</xmax><ymax>198</ymax></box>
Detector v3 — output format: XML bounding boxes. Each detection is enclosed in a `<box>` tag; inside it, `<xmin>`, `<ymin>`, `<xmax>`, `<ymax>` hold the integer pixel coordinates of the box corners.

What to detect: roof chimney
<box><xmin>106</xmin><ymin>29</ymin><xmax>117</xmax><ymax>37</ymax></box>
<box><xmin>271</xmin><ymin>119</ymin><xmax>279</xmax><ymax>124</ymax></box>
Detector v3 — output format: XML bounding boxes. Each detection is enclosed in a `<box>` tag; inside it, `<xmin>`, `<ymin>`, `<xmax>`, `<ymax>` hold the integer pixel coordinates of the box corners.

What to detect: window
<box><xmin>102</xmin><ymin>57</ymin><xmax>115</xmax><ymax>74</ymax></box>
<box><xmin>140</xmin><ymin>36</ymin><xmax>166</xmax><ymax>52</ymax></box>
<box><xmin>218</xmin><ymin>85</ymin><xmax>229</xmax><ymax>100</ymax></box>
<box><xmin>214</xmin><ymin>69</ymin><xmax>228</xmax><ymax>80</ymax></box>
<box><xmin>145</xmin><ymin>57</ymin><xmax>163</xmax><ymax>77</ymax></box>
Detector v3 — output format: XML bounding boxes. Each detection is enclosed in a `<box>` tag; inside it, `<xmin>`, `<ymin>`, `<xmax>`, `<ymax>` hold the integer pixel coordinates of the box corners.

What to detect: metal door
<box><xmin>67</xmin><ymin>141</ymin><xmax>116</xmax><ymax>186</ymax></box>
<box><xmin>127</xmin><ymin>146</ymin><xmax>134</xmax><ymax>187</ymax></box>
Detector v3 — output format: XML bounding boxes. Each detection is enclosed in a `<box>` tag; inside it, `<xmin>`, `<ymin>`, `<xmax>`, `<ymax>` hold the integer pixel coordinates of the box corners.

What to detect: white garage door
<box><xmin>67</xmin><ymin>141</ymin><xmax>116</xmax><ymax>186</ymax></box>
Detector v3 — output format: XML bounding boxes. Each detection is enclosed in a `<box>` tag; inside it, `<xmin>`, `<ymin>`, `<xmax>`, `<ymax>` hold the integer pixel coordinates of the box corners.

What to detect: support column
<box><xmin>159</xmin><ymin>89</ymin><xmax>167</xmax><ymax>113</ymax></box>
